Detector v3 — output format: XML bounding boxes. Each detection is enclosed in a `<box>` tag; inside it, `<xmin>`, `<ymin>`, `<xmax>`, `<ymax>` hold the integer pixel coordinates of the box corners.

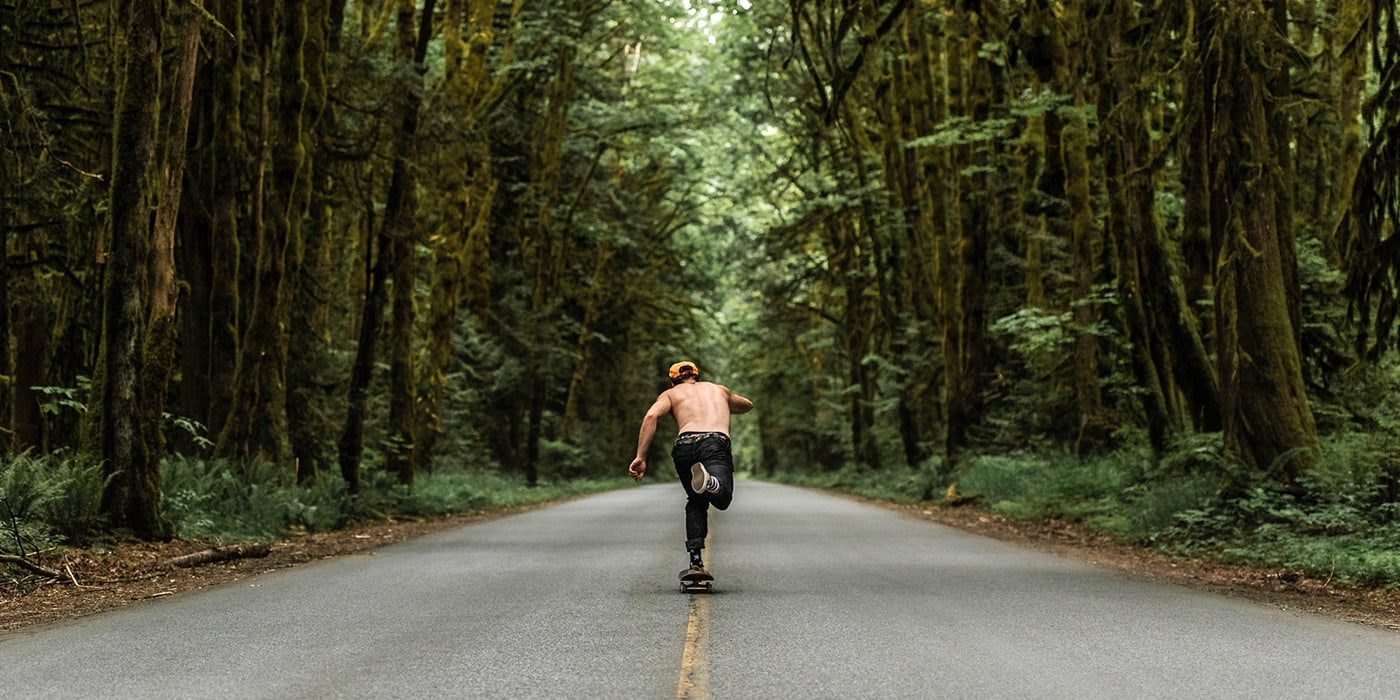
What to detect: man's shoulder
<box><xmin>666</xmin><ymin>381</ymin><xmax>725</xmax><ymax>396</ymax></box>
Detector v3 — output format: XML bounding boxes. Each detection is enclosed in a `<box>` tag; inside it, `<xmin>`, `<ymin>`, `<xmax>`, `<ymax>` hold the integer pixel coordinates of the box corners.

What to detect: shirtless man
<box><xmin>629</xmin><ymin>360</ymin><xmax>754</xmax><ymax>577</ymax></box>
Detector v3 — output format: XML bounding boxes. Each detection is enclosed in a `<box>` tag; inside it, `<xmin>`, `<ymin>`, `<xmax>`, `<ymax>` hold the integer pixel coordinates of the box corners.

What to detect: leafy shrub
<box><xmin>763</xmin><ymin>429</ymin><xmax>1400</xmax><ymax>588</ymax></box>
<box><xmin>0</xmin><ymin>454</ymin><xmax>66</xmax><ymax>556</ymax></box>
<box><xmin>161</xmin><ymin>453</ymin><xmax>347</xmax><ymax>540</ymax></box>
<box><xmin>37</xmin><ymin>456</ymin><xmax>110</xmax><ymax>540</ymax></box>
<box><xmin>958</xmin><ymin>452</ymin><xmax>1130</xmax><ymax>522</ymax></box>
<box><xmin>1122</xmin><ymin>474</ymin><xmax>1220</xmax><ymax>540</ymax></box>
<box><xmin>538</xmin><ymin>439</ymin><xmax>592</xmax><ymax>481</ymax></box>
<box><xmin>957</xmin><ymin>454</ymin><xmax>1041</xmax><ymax>506</ymax></box>
<box><xmin>1151</xmin><ymin>432</ymin><xmax>1400</xmax><ymax>587</ymax></box>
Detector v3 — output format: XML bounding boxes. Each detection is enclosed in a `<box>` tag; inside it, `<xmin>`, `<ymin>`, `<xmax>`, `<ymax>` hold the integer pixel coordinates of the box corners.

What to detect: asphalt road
<box><xmin>4</xmin><ymin>481</ymin><xmax>1400</xmax><ymax>699</ymax></box>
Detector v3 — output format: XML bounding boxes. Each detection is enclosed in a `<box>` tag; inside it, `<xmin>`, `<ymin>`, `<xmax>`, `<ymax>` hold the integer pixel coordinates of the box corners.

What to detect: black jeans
<box><xmin>671</xmin><ymin>431</ymin><xmax>735</xmax><ymax>553</ymax></box>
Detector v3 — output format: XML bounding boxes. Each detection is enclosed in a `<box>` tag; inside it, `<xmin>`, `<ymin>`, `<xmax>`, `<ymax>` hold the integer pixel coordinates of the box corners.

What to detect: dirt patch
<box><xmin>0</xmin><ymin>505</ymin><xmax>543</xmax><ymax>634</ymax></box>
<box><xmin>5</xmin><ymin>494</ymin><xmax>1400</xmax><ymax>634</ymax></box>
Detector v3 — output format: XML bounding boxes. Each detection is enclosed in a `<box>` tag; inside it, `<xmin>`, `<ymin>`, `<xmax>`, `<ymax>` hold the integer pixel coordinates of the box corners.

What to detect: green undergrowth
<box><xmin>1</xmin><ymin>452</ymin><xmax>630</xmax><ymax>557</ymax></box>
<box><xmin>766</xmin><ymin>431</ymin><xmax>1400</xmax><ymax>589</ymax></box>
<box><xmin>160</xmin><ymin>457</ymin><xmax>631</xmax><ymax>542</ymax></box>
<box><xmin>0</xmin><ymin>453</ymin><xmax>109</xmax><ymax>558</ymax></box>
<box><xmin>763</xmin><ymin>465</ymin><xmax>944</xmax><ymax>504</ymax></box>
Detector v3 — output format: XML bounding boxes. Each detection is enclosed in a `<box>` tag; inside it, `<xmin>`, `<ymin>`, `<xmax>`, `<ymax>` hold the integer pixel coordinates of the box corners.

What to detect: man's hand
<box><xmin>628</xmin><ymin>456</ymin><xmax>647</xmax><ymax>482</ymax></box>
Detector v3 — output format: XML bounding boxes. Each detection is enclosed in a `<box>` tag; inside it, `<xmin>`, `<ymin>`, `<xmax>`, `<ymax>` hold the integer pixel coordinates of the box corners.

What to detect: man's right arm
<box><xmin>629</xmin><ymin>394</ymin><xmax>672</xmax><ymax>481</ymax></box>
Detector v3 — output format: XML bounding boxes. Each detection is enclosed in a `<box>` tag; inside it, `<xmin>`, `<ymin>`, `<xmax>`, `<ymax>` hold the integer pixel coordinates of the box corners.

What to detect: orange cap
<box><xmin>669</xmin><ymin>361</ymin><xmax>699</xmax><ymax>381</ymax></box>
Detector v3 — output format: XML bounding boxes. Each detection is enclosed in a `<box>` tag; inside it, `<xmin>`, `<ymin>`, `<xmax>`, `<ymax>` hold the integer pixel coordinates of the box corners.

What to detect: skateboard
<box><xmin>679</xmin><ymin>569</ymin><xmax>714</xmax><ymax>593</ymax></box>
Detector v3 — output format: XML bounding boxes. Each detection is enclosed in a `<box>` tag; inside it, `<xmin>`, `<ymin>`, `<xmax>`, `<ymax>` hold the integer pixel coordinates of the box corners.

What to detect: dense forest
<box><xmin>3</xmin><ymin>0</ymin><xmax>1400</xmax><ymax>581</ymax></box>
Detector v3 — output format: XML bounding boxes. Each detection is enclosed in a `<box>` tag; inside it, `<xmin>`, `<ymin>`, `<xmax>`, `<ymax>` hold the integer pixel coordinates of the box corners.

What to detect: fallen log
<box><xmin>0</xmin><ymin>553</ymin><xmax>64</xmax><ymax>579</ymax></box>
<box><xmin>163</xmin><ymin>542</ymin><xmax>272</xmax><ymax>569</ymax></box>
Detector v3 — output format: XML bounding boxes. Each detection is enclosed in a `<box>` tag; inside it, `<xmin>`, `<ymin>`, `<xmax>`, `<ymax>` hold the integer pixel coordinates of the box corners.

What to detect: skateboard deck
<box><xmin>679</xmin><ymin>569</ymin><xmax>715</xmax><ymax>593</ymax></box>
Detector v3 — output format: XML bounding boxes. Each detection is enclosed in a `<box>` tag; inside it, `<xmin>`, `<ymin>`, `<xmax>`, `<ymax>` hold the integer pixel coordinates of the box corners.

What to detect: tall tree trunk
<box><xmin>384</xmin><ymin>0</ymin><xmax>436</xmax><ymax>484</ymax></box>
<box><xmin>1338</xmin><ymin>0</ymin><xmax>1400</xmax><ymax>357</ymax></box>
<box><xmin>288</xmin><ymin>0</ymin><xmax>334</xmax><ymax>482</ymax></box>
<box><xmin>1063</xmin><ymin>109</ymin><xmax>1104</xmax><ymax>451</ymax></box>
<box><xmin>86</xmin><ymin>0</ymin><xmax>177</xmax><ymax>539</ymax></box>
<box><xmin>1095</xmin><ymin>0</ymin><xmax>1220</xmax><ymax>456</ymax></box>
<box><xmin>149</xmin><ymin>0</ymin><xmax>203</xmax><ymax>460</ymax></box>
<box><xmin>899</xmin><ymin>2</ymin><xmax>945</xmax><ymax>469</ymax></box>
<box><xmin>337</xmin><ymin>229</ymin><xmax>388</xmax><ymax>493</ymax></box>
<box><xmin>1264</xmin><ymin>0</ymin><xmax>1302</xmax><ymax>354</ymax></box>
<box><xmin>520</xmin><ymin>25</ymin><xmax>577</xmax><ymax>485</ymax></box>
<box><xmin>9</xmin><ymin>270</ymin><xmax>49</xmax><ymax>452</ymax></box>
<box><xmin>420</xmin><ymin>0</ymin><xmax>511</xmax><ymax>460</ymax></box>
<box><xmin>1207</xmin><ymin>1</ymin><xmax>1318</xmax><ymax>480</ymax></box>
<box><xmin>183</xmin><ymin>0</ymin><xmax>244</xmax><ymax>444</ymax></box>
<box><xmin>339</xmin><ymin>0</ymin><xmax>436</xmax><ymax>487</ymax></box>
<box><xmin>1099</xmin><ymin>0</ymin><xmax>1176</xmax><ymax>452</ymax></box>
<box><xmin>217</xmin><ymin>0</ymin><xmax>290</xmax><ymax>464</ymax></box>
<box><xmin>942</xmin><ymin>2</ymin><xmax>997</xmax><ymax>466</ymax></box>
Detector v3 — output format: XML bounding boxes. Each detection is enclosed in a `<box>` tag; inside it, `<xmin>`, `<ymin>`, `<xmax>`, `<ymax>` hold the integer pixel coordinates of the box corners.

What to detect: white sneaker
<box><xmin>690</xmin><ymin>463</ymin><xmax>720</xmax><ymax>494</ymax></box>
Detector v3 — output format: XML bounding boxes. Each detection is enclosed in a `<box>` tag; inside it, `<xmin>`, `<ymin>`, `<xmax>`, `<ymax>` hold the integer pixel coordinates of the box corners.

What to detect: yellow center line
<box><xmin>677</xmin><ymin>594</ymin><xmax>710</xmax><ymax>699</ymax></box>
<box><xmin>677</xmin><ymin>533</ymin><xmax>713</xmax><ymax>700</ymax></box>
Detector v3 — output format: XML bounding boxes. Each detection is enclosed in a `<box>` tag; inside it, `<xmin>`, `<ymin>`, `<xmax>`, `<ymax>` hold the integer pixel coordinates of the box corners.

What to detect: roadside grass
<box><xmin>11</xmin><ymin>430</ymin><xmax>1400</xmax><ymax>588</ymax></box>
<box><xmin>1</xmin><ymin>452</ymin><xmax>630</xmax><ymax>554</ymax></box>
<box><xmin>762</xmin><ymin>465</ymin><xmax>942</xmax><ymax>505</ymax></box>
<box><xmin>765</xmin><ymin>431</ymin><xmax>1400</xmax><ymax>589</ymax></box>
<box><xmin>160</xmin><ymin>457</ymin><xmax>632</xmax><ymax>542</ymax></box>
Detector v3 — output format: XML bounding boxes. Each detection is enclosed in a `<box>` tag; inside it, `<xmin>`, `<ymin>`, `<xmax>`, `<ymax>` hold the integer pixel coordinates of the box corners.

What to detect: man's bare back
<box><xmin>662</xmin><ymin>380</ymin><xmax>754</xmax><ymax>434</ymax></box>
<box><xmin>628</xmin><ymin>376</ymin><xmax>753</xmax><ymax>482</ymax></box>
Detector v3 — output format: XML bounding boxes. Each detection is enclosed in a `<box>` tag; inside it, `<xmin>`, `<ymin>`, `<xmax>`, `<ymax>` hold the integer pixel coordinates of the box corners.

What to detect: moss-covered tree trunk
<box><xmin>941</xmin><ymin>2</ymin><xmax>997</xmax><ymax>467</ymax></box>
<box><xmin>838</xmin><ymin>103</ymin><xmax>885</xmax><ymax>471</ymax></box>
<box><xmin>420</xmin><ymin>0</ymin><xmax>516</xmax><ymax>460</ymax></box>
<box><xmin>1291</xmin><ymin>0</ymin><xmax>1365</xmax><ymax>255</ymax></box>
<box><xmin>1094</xmin><ymin>0</ymin><xmax>1219</xmax><ymax>456</ymax></box>
<box><xmin>1099</xmin><ymin>12</ymin><xmax>1175</xmax><ymax>453</ymax></box>
<box><xmin>520</xmin><ymin>24</ymin><xmax>577</xmax><ymax>486</ymax></box>
<box><xmin>926</xmin><ymin>21</ymin><xmax>958</xmax><ymax>466</ymax></box>
<box><xmin>147</xmin><ymin>0</ymin><xmax>203</xmax><ymax>463</ymax></box>
<box><xmin>385</xmin><ymin>0</ymin><xmax>437</xmax><ymax>484</ymax></box>
<box><xmin>1062</xmin><ymin>109</ymin><xmax>1104</xmax><ymax>451</ymax></box>
<box><xmin>87</xmin><ymin>0</ymin><xmax>192</xmax><ymax>539</ymax></box>
<box><xmin>217</xmin><ymin>0</ymin><xmax>292</xmax><ymax>465</ymax></box>
<box><xmin>882</xmin><ymin>6</ymin><xmax>938</xmax><ymax>470</ymax></box>
<box><xmin>1206</xmin><ymin>1</ymin><xmax>1318</xmax><ymax>480</ymax></box>
<box><xmin>179</xmin><ymin>0</ymin><xmax>243</xmax><ymax>446</ymax></box>
<box><xmin>287</xmin><ymin>0</ymin><xmax>334</xmax><ymax>482</ymax></box>
<box><xmin>1338</xmin><ymin>0</ymin><xmax>1400</xmax><ymax>357</ymax></box>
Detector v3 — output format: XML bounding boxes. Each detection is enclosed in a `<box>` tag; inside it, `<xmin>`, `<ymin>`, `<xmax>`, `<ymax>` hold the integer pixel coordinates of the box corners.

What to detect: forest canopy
<box><xmin>2</xmin><ymin>0</ymin><xmax>1400</xmax><ymax>558</ymax></box>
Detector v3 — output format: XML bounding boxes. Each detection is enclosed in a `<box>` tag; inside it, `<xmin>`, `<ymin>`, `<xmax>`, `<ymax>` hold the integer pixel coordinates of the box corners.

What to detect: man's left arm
<box><xmin>726</xmin><ymin>387</ymin><xmax>754</xmax><ymax>414</ymax></box>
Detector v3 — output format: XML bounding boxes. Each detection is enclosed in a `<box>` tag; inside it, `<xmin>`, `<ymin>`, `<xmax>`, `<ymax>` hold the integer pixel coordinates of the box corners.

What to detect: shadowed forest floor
<box><xmin>3</xmin><ymin>488</ymin><xmax>1399</xmax><ymax>634</ymax></box>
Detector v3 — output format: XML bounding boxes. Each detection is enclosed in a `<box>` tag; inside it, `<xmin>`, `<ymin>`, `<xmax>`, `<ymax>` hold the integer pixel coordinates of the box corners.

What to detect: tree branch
<box><xmin>0</xmin><ymin>553</ymin><xmax>64</xmax><ymax>580</ymax></box>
